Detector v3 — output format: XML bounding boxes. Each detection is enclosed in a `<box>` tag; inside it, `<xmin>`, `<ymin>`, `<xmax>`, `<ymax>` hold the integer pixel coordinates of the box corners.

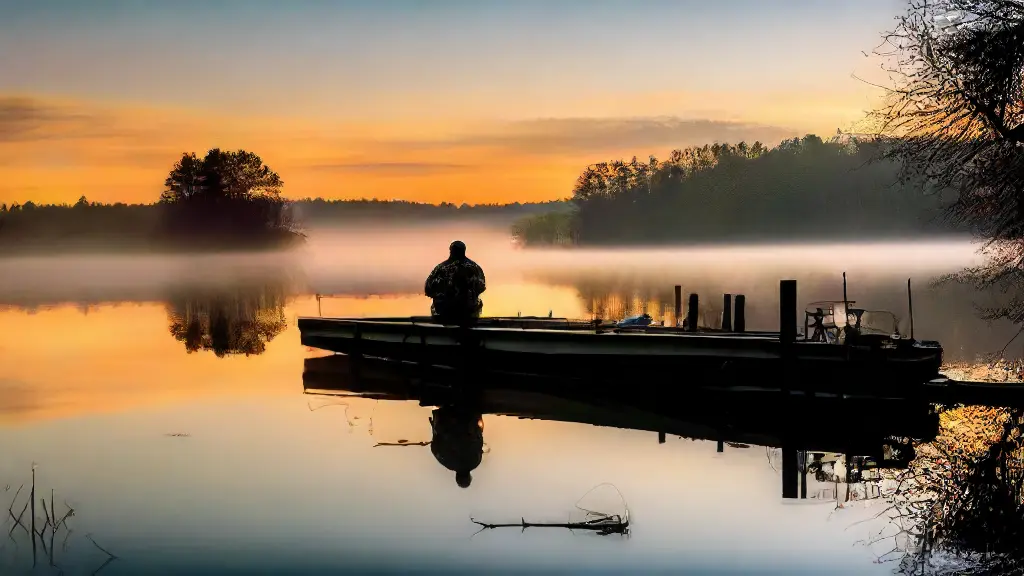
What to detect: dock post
<box><xmin>687</xmin><ymin>294</ymin><xmax>699</xmax><ymax>332</ymax></box>
<box><xmin>780</xmin><ymin>281</ymin><xmax>797</xmax><ymax>345</ymax></box>
<box><xmin>734</xmin><ymin>295</ymin><xmax>745</xmax><ymax>332</ymax></box>
<box><xmin>674</xmin><ymin>285</ymin><xmax>682</xmax><ymax>327</ymax></box>
<box><xmin>799</xmin><ymin>450</ymin><xmax>808</xmax><ymax>498</ymax></box>
<box><xmin>722</xmin><ymin>294</ymin><xmax>733</xmax><ymax>331</ymax></box>
<box><xmin>717</xmin><ymin>440</ymin><xmax>724</xmax><ymax>453</ymax></box>
<box><xmin>658</xmin><ymin>431</ymin><xmax>666</xmax><ymax>444</ymax></box>
<box><xmin>782</xmin><ymin>445</ymin><xmax>799</xmax><ymax>499</ymax></box>
<box><xmin>780</xmin><ymin>280</ymin><xmax>797</xmax><ymax>393</ymax></box>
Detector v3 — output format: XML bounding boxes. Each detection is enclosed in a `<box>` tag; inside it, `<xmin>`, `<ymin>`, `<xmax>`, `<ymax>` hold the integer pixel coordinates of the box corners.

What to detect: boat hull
<box><xmin>298</xmin><ymin>317</ymin><xmax>943</xmax><ymax>396</ymax></box>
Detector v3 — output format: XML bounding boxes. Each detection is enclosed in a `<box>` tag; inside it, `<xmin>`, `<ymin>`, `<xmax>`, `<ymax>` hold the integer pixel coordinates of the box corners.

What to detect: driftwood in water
<box><xmin>470</xmin><ymin>514</ymin><xmax>629</xmax><ymax>535</ymax></box>
<box><xmin>469</xmin><ymin>483</ymin><xmax>630</xmax><ymax>536</ymax></box>
<box><xmin>373</xmin><ymin>440</ymin><xmax>431</xmax><ymax>447</ymax></box>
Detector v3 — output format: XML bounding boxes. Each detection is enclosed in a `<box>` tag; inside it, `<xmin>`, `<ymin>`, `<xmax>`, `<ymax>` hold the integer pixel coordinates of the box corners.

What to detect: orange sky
<box><xmin>0</xmin><ymin>1</ymin><xmax>899</xmax><ymax>206</ymax></box>
<box><xmin>0</xmin><ymin>90</ymin><xmax>882</xmax><ymax>206</ymax></box>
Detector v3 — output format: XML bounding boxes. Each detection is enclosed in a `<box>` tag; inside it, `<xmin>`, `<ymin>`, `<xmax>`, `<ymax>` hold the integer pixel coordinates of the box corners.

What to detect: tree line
<box><xmin>513</xmin><ymin>134</ymin><xmax>965</xmax><ymax>247</ymax></box>
<box><xmin>0</xmin><ymin>171</ymin><xmax>566</xmax><ymax>254</ymax></box>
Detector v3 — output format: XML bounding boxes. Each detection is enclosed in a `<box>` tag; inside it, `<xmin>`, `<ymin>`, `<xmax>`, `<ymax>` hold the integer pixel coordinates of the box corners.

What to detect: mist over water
<box><xmin>0</xmin><ymin>222</ymin><xmax>1011</xmax><ymax>361</ymax></box>
<box><xmin>0</xmin><ymin>224</ymin><xmax>1012</xmax><ymax>575</ymax></box>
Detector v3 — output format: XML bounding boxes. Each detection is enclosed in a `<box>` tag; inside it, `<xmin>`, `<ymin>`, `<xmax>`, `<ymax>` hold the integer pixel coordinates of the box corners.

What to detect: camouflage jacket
<box><xmin>430</xmin><ymin>407</ymin><xmax>484</xmax><ymax>473</ymax></box>
<box><xmin>424</xmin><ymin>257</ymin><xmax>486</xmax><ymax>316</ymax></box>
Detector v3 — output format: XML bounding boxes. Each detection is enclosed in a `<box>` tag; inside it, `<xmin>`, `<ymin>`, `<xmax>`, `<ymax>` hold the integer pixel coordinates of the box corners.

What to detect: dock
<box><xmin>300</xmin><ymin>278</ymin><xmax>944</xmax><ymax>398</ymax></box>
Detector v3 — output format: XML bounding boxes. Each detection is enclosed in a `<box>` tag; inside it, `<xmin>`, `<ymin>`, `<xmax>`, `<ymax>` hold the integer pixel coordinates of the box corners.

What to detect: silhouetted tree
<box><xmin>158</xmin><ymin>148</ymin><xmax>296</xmax><ymax>245</ymax></box>
<box><xmin>516</xmin><ymin>135</ymin><xmax>958</xmax><ymax>246</ymax></box>
<box><xmin>870</xmin><ymin>1</ymin><xmax>1024</xmax><ymax>318</ymax></box>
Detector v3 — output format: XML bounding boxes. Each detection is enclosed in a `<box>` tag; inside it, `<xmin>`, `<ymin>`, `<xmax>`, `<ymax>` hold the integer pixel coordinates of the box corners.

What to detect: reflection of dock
<box><xmin>303</xmin><ymin>353</ymin><xmax>940</xmax><ymax>498</ymax></box>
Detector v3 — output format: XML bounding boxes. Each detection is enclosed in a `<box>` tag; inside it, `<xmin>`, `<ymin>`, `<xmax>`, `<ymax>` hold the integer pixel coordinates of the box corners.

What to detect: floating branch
<box><xmin>373</xmin><ymin>440</ymin><xmax>431</xmax><ymax>447</ymax></box>
<box><xmin>470</xmin><ymin>514</ymin><xmax>629</xmax><ymax>536</ymax></box>
<box><xmin>469</xmin><ymin>483</ymin><xmax>630</xmax><ymax>536</ymax></box>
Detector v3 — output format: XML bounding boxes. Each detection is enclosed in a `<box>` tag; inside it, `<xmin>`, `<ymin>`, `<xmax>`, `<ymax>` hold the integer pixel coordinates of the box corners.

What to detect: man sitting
<box><xmin>424</xmin><ymin>240</ymin><xmax>486</xmax><ymax>325</ymax></box>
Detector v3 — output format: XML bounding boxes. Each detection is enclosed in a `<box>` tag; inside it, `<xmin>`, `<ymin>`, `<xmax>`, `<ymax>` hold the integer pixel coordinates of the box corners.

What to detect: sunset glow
<box><xmin>1</xmin><ymin>0</ymin><xmax>900</xmax><ymax>205</ymax></box>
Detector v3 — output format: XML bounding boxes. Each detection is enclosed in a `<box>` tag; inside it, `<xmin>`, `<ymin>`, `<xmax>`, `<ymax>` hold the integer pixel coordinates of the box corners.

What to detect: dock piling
<box><xmin>687</xmin><ymin>294</ymin><xmax>698</xmax><ymax>332</ymax></box>
<box><xmin>782</xmin><ymin>445</ymin><xmax>799</xmax><ymax>499</ymax></box>
<box><xmin>722</xmin><ymin>294</ymin><xmax>733</xmax><ymax>331</ymax></box>
<box><xmin>658</xmin><ymin>431</ymin><xmax>666</xmax><ymax>444</ymax></box>
<box><xmin>734</xmin><ymin>295</ymin><xmax>746</xmax><ymax>332</ymax></box>
<box><xmin>780</xmin><ymin>280</ymin><xmax>797</xmax><ymax>346</ymax></box>
<box><xmin>717</xmin><ymin>440</ymin><xmax>724</xmax><ymax>453</ymax></box>
<box><xmin>800</xmin><ymin>450</ymin><xmax>808</xmax><ymax>499</ymax></box>
<box><xmin>674</xmin><ymin>285</ymin><xmax>682</xmax><ymax>327</ymax></box>
<box><xmin>780</xmin><ymin>280</ymin><xmax>797</xmax><ymax>395</ymax></box>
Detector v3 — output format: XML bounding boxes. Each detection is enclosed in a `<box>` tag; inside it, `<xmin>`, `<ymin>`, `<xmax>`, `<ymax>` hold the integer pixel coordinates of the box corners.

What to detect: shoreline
<box><xmin>942</xmin><ymin>360</ymin><xmax>1024</xmax><ymax>382</ymax></box>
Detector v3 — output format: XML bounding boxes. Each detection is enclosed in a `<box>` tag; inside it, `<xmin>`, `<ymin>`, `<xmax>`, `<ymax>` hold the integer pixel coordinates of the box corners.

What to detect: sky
<box><xmin>0</xmin><ymin>0</ymin><xmax>905</xmax><ymax>205</ymax></box>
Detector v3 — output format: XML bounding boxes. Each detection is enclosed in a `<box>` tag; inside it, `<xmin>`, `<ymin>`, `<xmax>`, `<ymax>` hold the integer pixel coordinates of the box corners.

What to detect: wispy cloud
<box><xmin>0</xmin><ymin>94</ymin><xmax>807</xmax><ymax>204</ymax></box>
<box><xmin>383</xmin><ymin>117</ymin><xmax>800</xmax><ymax>158</ymax></box>
<box><xmin>0</xmin><ymin>96</ymin><xmax>138</xmax><ymax>142</ymax></box>
<box><xmin>306</xmin><ymin>161</ymin><xmax>474</xmax><ymax>176</ymax></box>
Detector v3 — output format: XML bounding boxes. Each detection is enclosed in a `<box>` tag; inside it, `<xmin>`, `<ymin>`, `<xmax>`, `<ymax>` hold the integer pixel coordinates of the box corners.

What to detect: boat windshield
<box><xmin>855</xmin><ymin>310</ymin><xmax>900</xmax><ymax>336</ymax></box>
<box><xmin>804</xmin><ymin>301</ymin><xmax>857</xmax><ymax>342</ymax></box>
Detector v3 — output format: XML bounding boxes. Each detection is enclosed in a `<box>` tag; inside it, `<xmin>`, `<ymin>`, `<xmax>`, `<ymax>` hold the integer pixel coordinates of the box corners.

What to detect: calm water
<box><xmin>0</xmin><ymin>225</ymin><xmax>1008</xmax><ymax>574</ymax></box>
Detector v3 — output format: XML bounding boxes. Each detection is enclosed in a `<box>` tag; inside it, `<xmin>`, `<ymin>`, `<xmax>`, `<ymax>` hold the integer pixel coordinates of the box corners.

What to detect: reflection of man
<box><xmin>429</xmin><ymin>405</ymin><xmax>484</xmax><ymax>488</ymax></box>
<box><xmin>424</xmin><ymin>240</ymin><xmax>486</xmax><ymax>325</ymax></box>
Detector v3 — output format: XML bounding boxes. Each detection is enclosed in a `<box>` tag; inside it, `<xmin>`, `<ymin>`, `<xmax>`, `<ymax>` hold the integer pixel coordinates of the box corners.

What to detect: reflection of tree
<box><xmin>166</xmin><ymin>285</ymin><xmax>288</xmax><ymax>357</ymax></box>
<box><xmin>877</xmin><ymin>406</ymin><xmax>1024</xmax><ymax>574</ymax></box>
<box><xmin>575</xmin><ymin>281</ymin><xmax>718</xmax><ymax>327</ymax></box>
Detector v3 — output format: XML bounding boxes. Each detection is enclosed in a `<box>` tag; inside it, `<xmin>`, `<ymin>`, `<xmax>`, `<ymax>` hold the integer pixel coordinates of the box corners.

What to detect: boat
<box><xmin>298</xmin><ymin>297</ymin><xmax>943</xmax><ymax>396</ymax></box>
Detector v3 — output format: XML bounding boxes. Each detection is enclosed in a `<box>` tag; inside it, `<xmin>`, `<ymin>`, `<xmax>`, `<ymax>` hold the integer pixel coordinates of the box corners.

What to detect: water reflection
<box><xmin>878</xmin><ymin>405</ymin><xmax>1024</xmax><ymax>574</ymax></box>
<box><xmin>165</xmin><ymin>284</ymin><xmax>289</xmax><ymax>357</ymax></box>
<box><xmin>0</xmin><ymin>235</ymin><xmax>1017</xmax><ymax>362</ymax></box>
<box><xmin>1</xmin><ymin>467</ymin><xmax>118</xmax><ymax>575</ymax></box>
<box><xmin>303</xmin><ymin>354</ymin><xmax>939</xmax><ymax>501</ymax></box>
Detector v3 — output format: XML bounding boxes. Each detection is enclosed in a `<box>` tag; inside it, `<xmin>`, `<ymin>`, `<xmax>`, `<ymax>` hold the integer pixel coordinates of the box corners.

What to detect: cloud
<box><xmin>305</xmin><ymin>161</ymin><xmax>474</xmax><ymax>176</ymax></box>
<box><xmin>386</xmin><ymin>117</ymin><xmax>801</xmax><ymax>158</ymax></box>
<box><xmin>0</xmin><ymin>378</ymin><xmax>39</xmax><ymax>418</ymax></box>
<box><xmin>0</xmin><ymin>94</ymin><xmax>808</xmax><ymax>203</ymax></box>
<box><xmin>0</xmin><ymin>96</ymin><xmax>139</xmax><ymax>142</ymax></box>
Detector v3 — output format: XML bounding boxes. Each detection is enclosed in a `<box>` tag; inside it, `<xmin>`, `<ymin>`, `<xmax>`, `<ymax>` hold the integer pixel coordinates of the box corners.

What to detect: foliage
<box><xmin>883</xmin><ymin>406</ymin><xmax>1024</xmax><ymax>575</ymax></box>
<box><xmin>0</xmin><ymin>197</ymin><xmax>562</xmax><ymax>254</ymax></box>
<box><xmin>522</xmin><ymin>134</ymin><xmax>959</xmax><ymax>246</ymax></box>
<box><xmin>159</xmin><ymin>148</ymin><xmax>298</xmax><ymax>245</ymax></box>
<box><xmin>294</xmin><ymin>198</ymin><xmax>568</xmax><ymax>225</ymax></box>
<box><xmin>871</xmin><ymin>0</ymin><xmax>1024</xmax><ymax>330</ymax></box>
<box><xmin>511</xmin><ymin>210</ymin><xmax>578</xmax><ymax>246</ymax></box>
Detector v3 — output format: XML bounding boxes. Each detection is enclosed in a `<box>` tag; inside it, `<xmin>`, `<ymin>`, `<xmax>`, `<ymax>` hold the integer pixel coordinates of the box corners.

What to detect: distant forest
<box><xmin>512</xmin><ymin>134</ymin><xmax>967</xmax><ymax>247</ymax></box>
<box><xmin>0</xmin><ymin>197</ymin><xmax>568</xmax><ymax>253</ymax></box>
<box><xmin>0</xmin><ymin>133</ymin><xmax>969</xmax><ymax>253</ymax></box>
<box><xmin>292</xmin><ymin>198</ymin><xmax>568</xmax><ymax>225</ymax></box>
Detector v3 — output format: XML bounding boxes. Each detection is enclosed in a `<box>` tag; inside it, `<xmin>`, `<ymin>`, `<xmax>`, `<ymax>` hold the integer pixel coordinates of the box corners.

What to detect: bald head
<box><xmin>449</xmin><ymin>240</ymin><xmax>467</xmax><ymax>258</ymax></box>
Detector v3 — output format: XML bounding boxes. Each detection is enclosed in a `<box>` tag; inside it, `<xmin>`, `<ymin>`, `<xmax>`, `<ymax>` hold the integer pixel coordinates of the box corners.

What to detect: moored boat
<box><xmin>298</xmin><ymin>298</ymin><xmax>943</xmax><ymax>396</ymax></box>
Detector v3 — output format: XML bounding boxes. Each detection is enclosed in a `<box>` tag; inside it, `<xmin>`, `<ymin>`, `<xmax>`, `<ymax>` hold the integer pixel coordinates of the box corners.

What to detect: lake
<box><xmin>0</xmin><ymin>225</ymin><xmax>1010</xmax><ymax>574</ymax></box>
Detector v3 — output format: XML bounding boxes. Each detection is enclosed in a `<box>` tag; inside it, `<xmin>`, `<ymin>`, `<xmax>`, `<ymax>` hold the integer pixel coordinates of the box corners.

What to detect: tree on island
<box><xmin>160</xmin><ymin>148</ymin><xmax>301</xmax><ymax>246</ymax></box>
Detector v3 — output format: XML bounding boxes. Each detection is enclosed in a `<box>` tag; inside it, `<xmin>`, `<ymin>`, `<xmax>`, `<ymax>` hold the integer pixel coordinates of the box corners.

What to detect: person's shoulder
<box><xmin>464</xmin><ymin>258</ymin><xmax>483</xmax><ymax>271</ymax></box>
